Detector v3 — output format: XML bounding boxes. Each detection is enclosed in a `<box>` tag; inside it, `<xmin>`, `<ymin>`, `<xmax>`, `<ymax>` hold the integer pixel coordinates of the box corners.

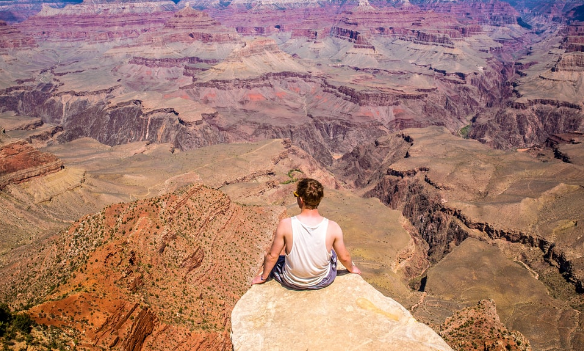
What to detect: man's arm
<box><xmin>330</xmin><ymin>221</ymin><xmax>361</xmax><ymax>274</ymax></box>
<box><xmin>251</xmin><ymin>218</ymin><xmax>288</xmax><ymax>285</ymax></box>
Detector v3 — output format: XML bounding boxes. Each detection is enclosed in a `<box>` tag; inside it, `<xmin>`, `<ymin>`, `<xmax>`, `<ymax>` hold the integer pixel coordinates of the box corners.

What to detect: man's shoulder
<box><xmin>326</xmin><ymin>219</ymin><xmax>342</xmax><ymax>235</ymax></box>
<box><xmin>277</xmin><ymin>217</ymin><xmax>293</xmax><ymax>233</ymax></box>
<box><xmin>280</xmin><ymin>217</ymin><xmax>293</xmax><ymax>225</ymax></box>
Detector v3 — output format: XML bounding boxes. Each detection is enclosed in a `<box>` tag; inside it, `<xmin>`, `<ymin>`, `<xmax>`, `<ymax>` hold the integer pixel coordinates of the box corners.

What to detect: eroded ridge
<box><xmin>0</xmin><ymin>185</ymin><xmax>283</xmax><ymax>350</ymax></box>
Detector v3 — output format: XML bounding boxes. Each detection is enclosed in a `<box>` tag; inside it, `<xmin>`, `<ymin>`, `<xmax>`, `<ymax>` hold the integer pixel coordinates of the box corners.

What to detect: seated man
<box><xmin>252</xmin><ymin>178</ymin><xmax>361</xmax><ymax>289</ymax></box>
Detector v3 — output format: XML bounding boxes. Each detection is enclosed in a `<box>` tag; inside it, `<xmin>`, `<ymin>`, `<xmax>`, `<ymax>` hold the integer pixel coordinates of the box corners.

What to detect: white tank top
<box><xmin>282</xmin><ymin>216</ymin><xmax>332</xmax><ymax>288</ymax></box>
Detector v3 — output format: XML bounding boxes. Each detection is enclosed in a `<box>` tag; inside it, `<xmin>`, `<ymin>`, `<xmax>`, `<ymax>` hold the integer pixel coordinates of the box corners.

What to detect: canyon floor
<box><xmin>1</xmin><ymin>0</ymin><xmax>584</xmax><ymax>350</ymax></box>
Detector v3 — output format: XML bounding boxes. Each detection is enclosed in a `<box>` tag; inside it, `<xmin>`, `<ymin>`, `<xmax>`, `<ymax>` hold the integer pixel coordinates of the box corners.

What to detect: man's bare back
<box><xmin>252</xmin><ymin>179</ymin><xmax>360</xmax><ymax>287</ymax></box>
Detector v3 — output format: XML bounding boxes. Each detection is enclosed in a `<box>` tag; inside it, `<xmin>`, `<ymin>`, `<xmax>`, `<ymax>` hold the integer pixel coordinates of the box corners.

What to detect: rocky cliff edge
<box><xmin>231</xmin><ymin>273</ymin><xmax>452</xmax><ymax>351</ymax></box>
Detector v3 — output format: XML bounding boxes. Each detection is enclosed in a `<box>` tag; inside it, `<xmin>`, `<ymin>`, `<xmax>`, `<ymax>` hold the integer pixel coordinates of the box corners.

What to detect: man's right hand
<box><xmin>251</xmin><ymin>274</ymin><xmax>266</xmax><ymax>285</ymax></box>
<box><xmin>350</xmin><ymin>264</ymin><xmax>361</xmax><ymax>275</ymax></box>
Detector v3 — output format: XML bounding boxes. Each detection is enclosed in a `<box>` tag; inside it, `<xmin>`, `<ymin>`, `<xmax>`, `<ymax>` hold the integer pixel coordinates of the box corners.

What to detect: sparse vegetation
<box><xmin>459</xmin><ymin>125</ymin><xmax>471</xmax><ymax>139</ymax></box>
<box><xmin>0</xmin><ymin>304</ymin><xmax>76</xmax><ymax>350</ymax></box>
<box><xmin>1</xmin><ymin>184</ymin><xmax>280</xmax><ymax>349</ymax></box>
<box><xmin>281</xmin><ymin>169</ymin><xmax>303</xmax><ymax>184</ymax></box>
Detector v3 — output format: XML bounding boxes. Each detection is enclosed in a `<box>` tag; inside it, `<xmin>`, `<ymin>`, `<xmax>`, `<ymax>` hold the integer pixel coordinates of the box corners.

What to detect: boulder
<box><xmin>231</xmin><ymin>273</ymin><xmax>452</xmax><ymax>351</ymax></box>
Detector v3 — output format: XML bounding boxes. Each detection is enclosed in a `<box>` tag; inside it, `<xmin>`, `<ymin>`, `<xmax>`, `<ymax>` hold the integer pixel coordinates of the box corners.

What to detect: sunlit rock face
<box><xmin>15</xmin><ymin>2</ymin><xmax>175</xmax><ymax>43</ymax></box>
<box><xmin>231</xmin><ymin>273</ymin><xmax>452</xmax><ymax>351</ymax></box>
<box><xmin>439</xmin><ymin>298</ymin><xmax>531</xmax><ymax>350</ymax></box>
<box><xmin>335</xmin><ymin>126</ymin><xmax>584</xmax><ymax>350</ymax></box>
<box><xmin>140</xmin><ymin>6</ymin><xmax>239</xmax><ymax>44</ymax></box>
<box><xmin>1</xmin><ymin>0</ymin><xmax>559</xmax><ymax>164</ymax></box>
<box><xmin>2</xmin><ymin>2</ymin><xmax>584</xmax><ymax>350</ymax></box>
<box><xmin>0</xmin><ymin>184</ymin><xmax>283</xmax><ymax>350</ymax></box>
<box><xmin>467</xmin><ymin>19</ymin><xmax>584</xmax><ymax>150</ymax></box>
<box><xmin>0</xmin><ymin>140</ymin><xmax>62</xmax><ymax>189</ymax></box>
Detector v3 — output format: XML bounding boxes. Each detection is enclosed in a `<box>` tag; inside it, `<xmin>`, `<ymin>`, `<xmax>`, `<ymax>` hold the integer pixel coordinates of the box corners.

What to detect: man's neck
<box><xmin>298</xmin><ymin>208</ymin><xmax>321</xmax><ymax>219</ymax></box>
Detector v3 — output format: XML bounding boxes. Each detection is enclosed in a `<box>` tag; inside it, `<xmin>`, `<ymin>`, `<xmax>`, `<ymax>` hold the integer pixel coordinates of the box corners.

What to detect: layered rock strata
<box><xmin>155</xmin><ymin>6</ymin><xmax>238</xmax><ymax>44</ymax></box>
<box><xmin>0</xmin><ymin>140</ymin><xmax>63</xmax><ymax>190</ymax></box>
<box><xmin>0</xmin><ymin>1</ymin><xmax>533</xmax><ymax>163</ymax></box>
<box><xmin>0</xmin><ymin>20</ymin><xmax>36</xmax><ymax>49</ymax></box>
<box><xmin>468</xmin><ymin>18</ymin><xmax>584</xmax><ymax>150</ymax></box>
<box><xmin>15</xmin><ymin>3</ymin><xmax>174</xmax><ymax>43</ymax></box>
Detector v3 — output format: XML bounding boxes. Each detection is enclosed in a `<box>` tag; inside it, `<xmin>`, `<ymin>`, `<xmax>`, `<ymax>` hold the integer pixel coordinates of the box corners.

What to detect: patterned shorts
<box><xmin>270</xmin><ymin>250</ymin><xmax>338</xmax><ymax>290</ymax></box>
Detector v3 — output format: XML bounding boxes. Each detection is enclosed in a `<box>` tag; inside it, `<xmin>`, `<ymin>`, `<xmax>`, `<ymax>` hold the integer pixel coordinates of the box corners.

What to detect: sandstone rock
<box><xmin>349</xmin><ymin>127</ymin><xmax>584</xmax><ymax>349</ymax></box>
<box><xmin>231</xmin><ymin>274</ymin><xmax>452</xmax><ymax>351</ymax></box>
<box><xmin>198</xmin><ymin>37</ymin><xmax>310</xmax><ymax>82</ymax></box>
<box><xmin>0</xmin><ymin>140</ymin><xmax>63</xmax><ymax>190</ymax></box>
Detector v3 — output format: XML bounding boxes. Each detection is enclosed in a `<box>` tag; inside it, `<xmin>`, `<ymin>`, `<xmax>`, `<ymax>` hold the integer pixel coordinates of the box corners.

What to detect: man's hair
<box><xmin>296</xmin><ymin>178</ymin><xmax>324</xmax><ymax>209</ymax></box>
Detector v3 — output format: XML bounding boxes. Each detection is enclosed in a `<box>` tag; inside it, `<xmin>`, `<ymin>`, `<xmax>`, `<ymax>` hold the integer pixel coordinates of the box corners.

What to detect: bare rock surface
<box><xmin>231</xmin><ymin>273</ymin><xmax>452</xmax><ymax>351</ymax></box>
<box><xmin>0</xmin><ymin>140</ymin><xmax>63</xmax><ymax>190</ymax></box>
<box><xmin>0</xmin><ymin>138</ymin><xmax>333</xmax><ymax>255</ymax></box>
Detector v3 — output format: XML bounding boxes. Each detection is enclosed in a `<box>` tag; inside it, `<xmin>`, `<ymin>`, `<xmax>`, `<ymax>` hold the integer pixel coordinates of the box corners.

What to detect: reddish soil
<box><xmin>3</xmin><ymin>185</ymin><xmax>283</xmax><ymax>350</ymax></box>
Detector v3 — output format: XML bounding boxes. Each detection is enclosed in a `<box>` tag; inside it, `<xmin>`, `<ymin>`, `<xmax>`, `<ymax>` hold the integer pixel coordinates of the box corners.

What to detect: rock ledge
<box><xmin>231</xmin><ymin>273</ymin><xmax>452</xmax><ymax>351</ymax></box>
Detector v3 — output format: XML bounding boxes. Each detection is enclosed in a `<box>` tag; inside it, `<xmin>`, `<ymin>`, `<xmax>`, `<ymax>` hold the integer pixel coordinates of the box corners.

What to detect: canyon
<box><xmin>1</xmin><ymin>0</ymin><xmax>584</xmax><ymax>350</ymax></box>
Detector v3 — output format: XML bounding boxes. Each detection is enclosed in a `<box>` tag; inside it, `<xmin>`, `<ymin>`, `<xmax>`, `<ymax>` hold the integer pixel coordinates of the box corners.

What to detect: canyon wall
<box><xmin>0</xmin><ymin>140</ymin><xmax>63</xmax><ymax>189</ymax></box>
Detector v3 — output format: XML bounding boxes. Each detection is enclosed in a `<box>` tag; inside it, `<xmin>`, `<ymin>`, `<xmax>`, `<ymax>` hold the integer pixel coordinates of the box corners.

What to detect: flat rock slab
<box><xmin>231</xmin><ymin>273</ymin><xmax>452</xmax><ymax>351</ymax></box>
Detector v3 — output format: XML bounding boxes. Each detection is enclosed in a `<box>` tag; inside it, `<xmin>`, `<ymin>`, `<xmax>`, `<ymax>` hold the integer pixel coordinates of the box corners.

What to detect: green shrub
<box><xmin>459</xmin><ymin>125</ymin><xmax>471</xmax><ymax>139</ymax></box>
<box><xmin>0</xmin><ymin>304</ymin><xmax>11</xmax><ymax>337</ymax></box>
<box><xmin>12</xmin><ymin>313</ymin><xmax>34</xmax><ymax>334</ymax></box>
<box><xmin>0</xmin><ymin>304</ymin><xmax>10</xmax><ymax>323</ymax></box>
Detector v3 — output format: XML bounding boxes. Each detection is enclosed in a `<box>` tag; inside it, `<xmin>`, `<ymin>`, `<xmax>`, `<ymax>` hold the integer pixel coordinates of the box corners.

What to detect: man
<box><xmin>252</xmin><ymin>178</ymin><xmax>361</xmax><ymax>289</ymax></box>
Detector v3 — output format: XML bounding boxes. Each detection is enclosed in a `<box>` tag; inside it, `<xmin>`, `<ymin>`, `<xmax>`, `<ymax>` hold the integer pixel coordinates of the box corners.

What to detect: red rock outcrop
<box><xmin>0</xmin><ymin>1</ymin><xmax>555</xmax><ymax>172</ymax></box>
<box><xmin>440</xmin><ymin>300</ymin><xmax>532</xmax><ymax>351</ymax></box>
<box><xmin>330</xmin><ymin>5</ymin><xmax>470</xmax><ymax>48</ymax></box>
<box><xmin>208</xmin><ymin>6</ymin><xmax>334</xmax><ymax>38</ymax></box>
<box><xmin>553</xmin><ymin>52</ymin><xmax>584</xmax><ymax>71</ymax></box>
<box><xmin>0</xmin><ymin>140</ymin><xmax>63</xmax><ymax>190</ymax></box>
<box><xmin>0</xmin><ymin>184</ymin><xmax>283</xmax><ymax>350</ymax></box>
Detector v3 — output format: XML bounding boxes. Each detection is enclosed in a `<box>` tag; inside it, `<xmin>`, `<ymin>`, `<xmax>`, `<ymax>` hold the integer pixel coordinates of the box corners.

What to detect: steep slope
<box><xmin>0</xmin><ymin>1</ymin><xmax>536</xmax><ymax>167</ymax></box>
<box><xmin>0</xmin><ymin>20</ymin><xmax>36</xmax><ymax>48</ymax></box>
<box><xmin>439</xmin><ymin>299</ymin><xmax>531</xmax><ymax>351</ymax></box>
<box><xmin>0</xmin><ymin>137</ymin><xmax>66</xmax><ymax>254</ymax></box>
<box><xmin>197</xmin><ymin>37</ymin><xmax>309</xmax><ymax>81</ymax></box>
<box><xmin>335</xmin><ymin>126</ymin><xmax>584</xmax><ymax>350</ymax></box>
<box><xmin>0</xmin><ymin>185</ymin><xmax>283</xmax><ymax>350</ymax></box>
<box><xmin>15</xmin><ymin>2</ymin><xmax>174</xmax><ymax>43</ymax></box>
<box><xmin>468</xmin><ymin>19</ymin><xmax>584</xmax><ymax>149</ymax></box>
<box><xmin>0</xmin><ymin>136</ymin><xmax>334</xmax><ymax>254</ymax></box>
